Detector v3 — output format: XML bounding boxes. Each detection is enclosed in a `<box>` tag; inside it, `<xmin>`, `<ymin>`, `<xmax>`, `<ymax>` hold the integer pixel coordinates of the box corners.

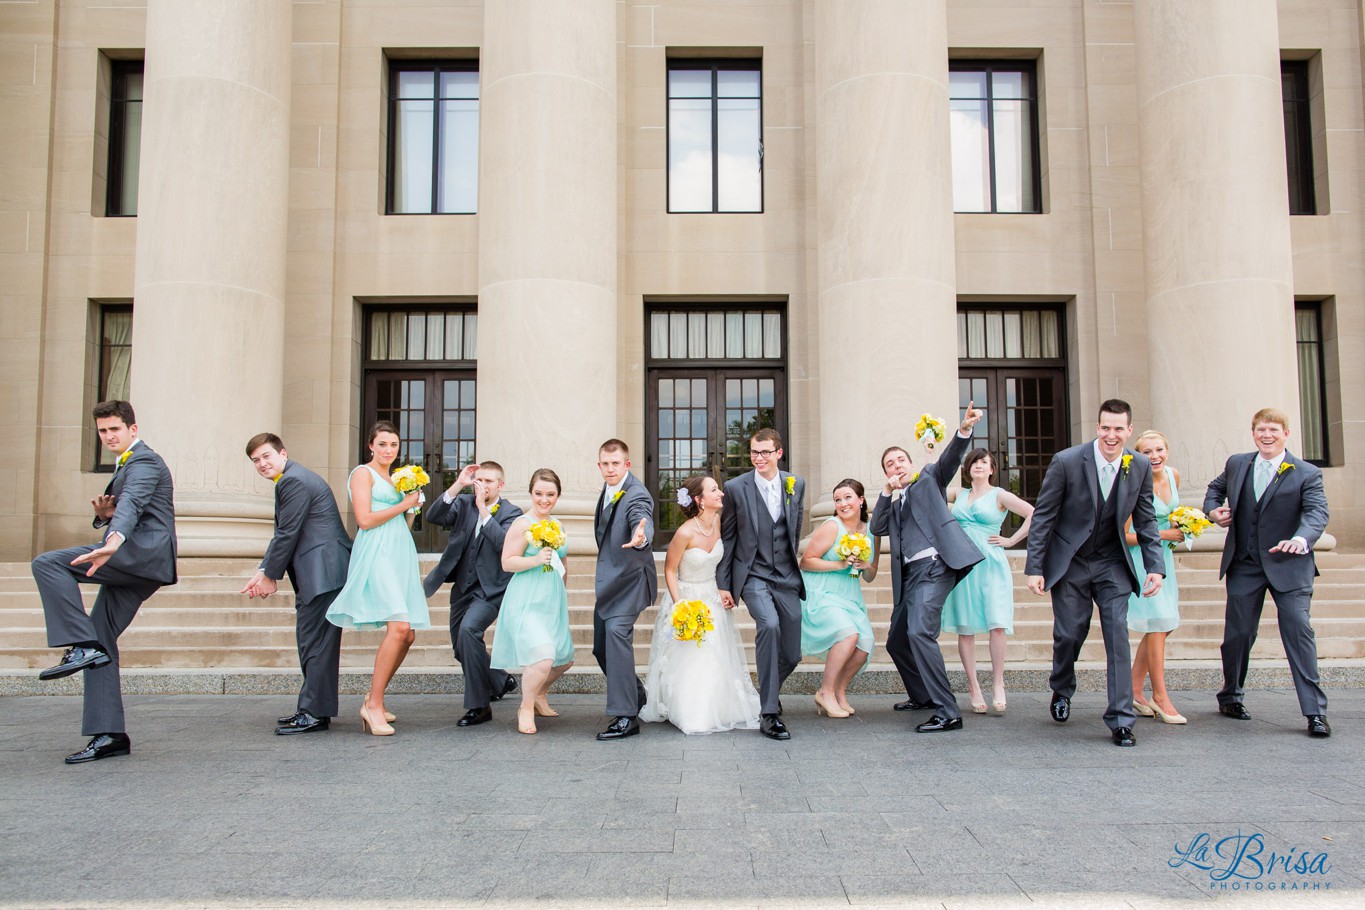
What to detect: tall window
<box><xmin>1295</xmin><ymin>302</ymin><xmax>1328</xmax><ymax>464</ymax></box>
<box><xmin>667</xmin><ymin>60</ymin><xmax>763</xmax><ymax>213</ymax></box>
<box><xmin>950</xmin><ymin>61</ymin><xmax>1040</xmax><ymax>213</ymax></box>
<box><xmin>387</xmin><ymin>61</ymin><xmax>479</xmax><ymax>214</ymax></box>
<box><xmin>1282</xmin><ymin>61</ymin><xmax>1316</xmax><ymax>216</ymax></box>
<box><xmin>107</xmin><ymin>61</ymin><xmax>143</xmax><ymax>217</ymax></box>
<box><xmin>95</xmin><ymin>304</ymin><xmax>133</xmax><ymax>469</ymax></box>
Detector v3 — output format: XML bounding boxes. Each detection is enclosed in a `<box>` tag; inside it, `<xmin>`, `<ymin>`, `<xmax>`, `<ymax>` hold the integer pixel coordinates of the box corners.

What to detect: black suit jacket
<box><xmin>422</xmin><ymin>493</ymin><xmax>523</xmax><ymax>600</ymax></box>
<box><xmin>94</xmin><ymin>440</ymin><xmax>178</xmax><ymax>585</ymax></box>
<box><xmin>1204</xmin><ymin>451</ymin><xmax>1328</xmax><ymax>590</ymax></box>
<box><xmin>869</xmin><ymin>431</ymin><xmax>983</xmax><ymax>598</ymax></box>
<box><xmin>259</xmin><ymin>461</ymin><xmax>352</xmax><ymax>604</ymax></box>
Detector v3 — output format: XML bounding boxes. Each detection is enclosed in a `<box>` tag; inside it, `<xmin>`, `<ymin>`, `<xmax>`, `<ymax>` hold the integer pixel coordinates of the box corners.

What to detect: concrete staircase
<box><xmin>2</xmin><ymin>552</ymin><xmax>1363</xmax><ymax>691</ymax></box>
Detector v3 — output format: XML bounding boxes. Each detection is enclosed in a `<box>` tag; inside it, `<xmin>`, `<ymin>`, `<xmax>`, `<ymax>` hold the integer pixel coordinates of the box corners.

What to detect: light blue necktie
<box><xmin>1254</xmin><ymin>460</ymin><xmax>1273</xmax><ymax>500</ymax></box>
<box><xmin>1100</xmin><ymin>463</ymin><xmax>1116</xmax><ymax>499</ymax></box>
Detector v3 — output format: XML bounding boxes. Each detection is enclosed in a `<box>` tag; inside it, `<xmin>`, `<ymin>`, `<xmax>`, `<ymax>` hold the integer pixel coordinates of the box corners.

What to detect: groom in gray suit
<box><xmin>424</xmin><ymin>461</ymin><xmax>524</xmax><ymax>727</ymax></box>
<box><xmin>593</xmin><ymin>439</ymin><xmax>656</xmax><ymax>741</ymax></box>
<box><xmin>31</xmin><ymin>401</ymin><xmax>178</xmax><ymax>763</ymax></box>
<box><xmin>1025</xmin><ymin>398</ymin><xmax>1165</xmax><ymax>747</ymax></box>
<box><xmin>1205</xmin><ymin>407</ymin><xmax>1331</xmax><ymax>737</ymax></box>
<box><xmin>718</xmin><ymin>427</ymin><xmax>804</xmax><ymax>741</ymax></box>
<box><xmin>242</xmin><ymin>433</ymin><xmax>352</xmax><ymax>735</ymax></box>
<box><xmin>869</xmin><ymin>403</ymin><xmax>985</xmax><ymax>733</ymax></box>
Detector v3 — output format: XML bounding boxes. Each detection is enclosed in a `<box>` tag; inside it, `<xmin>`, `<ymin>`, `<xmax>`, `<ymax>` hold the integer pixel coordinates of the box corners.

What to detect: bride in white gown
<box><xmin>640</xmin><ymin>475</ymin><xmax>761</xmax><ymax>734</ymax></box>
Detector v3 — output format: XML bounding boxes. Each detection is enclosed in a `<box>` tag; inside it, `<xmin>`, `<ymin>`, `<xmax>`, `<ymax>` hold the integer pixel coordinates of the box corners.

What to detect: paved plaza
<box><xmin>0</xmin><ymin>688</ymin><xmax>1360</xmax><ymax>909</ymax></box>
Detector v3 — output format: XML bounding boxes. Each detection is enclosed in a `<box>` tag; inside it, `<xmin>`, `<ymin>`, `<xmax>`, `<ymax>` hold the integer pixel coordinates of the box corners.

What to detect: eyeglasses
<box><xmin>749</xmin><ymin>449</ymin><xmax>777</xmax><ymax>459</ymax></box>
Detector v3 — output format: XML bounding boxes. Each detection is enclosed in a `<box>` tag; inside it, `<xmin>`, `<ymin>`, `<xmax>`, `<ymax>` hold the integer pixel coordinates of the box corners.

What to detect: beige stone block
<box><xmin>341</xmin><ymin>4</ymin><xmax>481</xmax><ymax>51</ymax></box>
<box><xmin>623</xmin><ymin>4</ymin><xmax>658</xmax><ymax>50</ymax></box>
<box><xmin>292</xmin><ymin>82</ymin><xmax>343</xmax><ymax>128</ymax></box>
<box><xmin>292</xmin><ymin>42</ymin><xmax>340</xmax><ymax>86</ymax></box>
<box><xmin>1042</xmin><ymin>82</ymin><xmax>1087</xmax><ymax>130</ymax></box>
<box><xmin>289</xmin><ymin>165</ymin><xmax>340</xmax><ymax>210</ymax></box>
<box><xmin>1083</xmin><ymin>40</ymin><xmax>1135</xmax><ymax>87</ymax></box>
<box><xmin>287</xmin><ymin>207</ymin><xmax>335</xmax><ymax>253</ymax></box>
<box><xmin>292</xmin><ymin>0</ymin><xmax>342</xmax><ymax>45</ymax></box>
<box><xmin>1277</xmin><ymin>6</ymin><xmax>1333</xmax><ymax>47</ymax></box>
<box><xmin>654</xmin><ymin>4</ymin><xmax>787</xmax><ymax>49</ymax></box>
<box><xmin>336</xmin><ymin>120</ymin><xmax>383</xmax><ymax>172</ymax></box>
<box><xmin>289</xmin><ymin>124</ymin><xmax>336</xmax><ymax>170</ymax></box>
<box><xmin>949</xmin><ymin>5</ymin><xmax>1079</xmax><ymax>49</ymax></box>
<box><xmin>1080</xmin><ymin>0</ymin><xmax>1134</xmax><ymax>46</ymax></box>
<box><xmin>0</xmin><ymin>295</ymin><xmax>42</xmax><ymax>340</ymax></box>
<box><xmin>0</xmin><ymin>252</ymin><xmax>42</xmax><ymax>296</ymax></box>
<box><xmin>1043</xmin><ymin>124</ymin><xmax>1088</xmax><ymax>169</ymax></box>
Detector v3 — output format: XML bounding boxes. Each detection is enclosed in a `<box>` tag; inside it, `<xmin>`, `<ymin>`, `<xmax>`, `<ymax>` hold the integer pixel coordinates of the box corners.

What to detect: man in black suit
<box><xmin>869</xmin><ymin>403</ymin><xmax>985</xmax><ymax>732</ymax></box>
<box><xmin>31</xmin><ymin>401</ymin><xmax>178</xmax><ymax>763</ymax></box>
<box><xmin>1205</xmin><ymin>407</ymin><xmax>1331</xmax><ymax>737</ymax></box>
<box><xmin>242</xmin><ymin>433</ymin><xmax>352</xmax><ymax>735</ymax></box>
<box><xmin>1025</xmin><ymin>398</ymin><xmax>1165</xmax><ymax>747</ymax></box>
<box><xmin>424</xmin><ymin>461</ymin><xmax>524</xmax><ymax>727</ymax></box>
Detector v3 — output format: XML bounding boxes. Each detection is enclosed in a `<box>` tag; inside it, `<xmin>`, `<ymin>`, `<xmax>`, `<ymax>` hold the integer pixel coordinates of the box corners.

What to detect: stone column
<box><xmin>814</xmin><ymin>0</ymin><xmax>958</xmax><ymax>506</ymax></box>
<box><xmin>129</xmin><ymin>0</ymin><xmax>291</xmax><ymax>556</ymax></box>
<box><xmin>1136</xmin><ymin>0</ymin><xmax>1298</xmax><ymax>493</ymax></box>
<box><xmin>478</xmin><ymin>0</ymin><xmax>617</xmax><ymax>552</ymax></box>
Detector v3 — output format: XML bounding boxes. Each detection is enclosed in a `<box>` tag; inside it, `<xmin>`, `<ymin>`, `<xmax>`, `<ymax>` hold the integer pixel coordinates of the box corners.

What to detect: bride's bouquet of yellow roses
<box><xmin>671</xmin><ymin>599</ymin><xmax>714</xmax><ymax>646</ymax></box>
<box><xmin>915</xmin><ymin>413</ymin><xmax>946</xmax><ymax>451</ymax></box>
<box><xmin>835</xmin><ymin>532</ymin><xmax>873</xmax><ymax>576</ymax></box>
<box><xmin>1168</xmin><ymin>506</ymin><xmax>1214</xmax><ymax>551</ymax></box>
<box><xmin>391</xmin><ymin>464</ymin><xmax>430</xmax><ymax>514</ymax></box>
<box><xmin>526</xmin><ymin>519</ymin><xmax>567</xmax><ymax>572</ymax></box>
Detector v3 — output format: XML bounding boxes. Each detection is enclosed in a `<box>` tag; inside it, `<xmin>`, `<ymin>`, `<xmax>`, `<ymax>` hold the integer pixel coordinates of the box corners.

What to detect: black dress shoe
<box><xmin>1219</xmin><ymin>702</ymin><xmax>1252</xmax><ymax>720</ymax></box>
<box><xmin>491</xmin><ymin>676</ymin><xmax>518</xmax><ymax>702</ymax></box>
<box><xmin>596</xmin><ymin>716</ymin><xmax>640</xmax><ymax>741</ymax></box>
<box><xmin>916</xmin><ymin>715</ymin><xmax>963</xmax><ymax>733</ymax></box>
<box><xmin>1307</xmin><ymin>715</ymin><xmax>1332</xmax><ymax>737</ymax></box>
<box><xmin>65</xmin><ymin>733</ymin><xmax>130</xmax><ymax>764</ymax></box>
<box><xmin>1050</xmin><ymin>692</ymin><xmax>1070</xmax><ymax>723</ymax></box>
<box><xmin>457</xmin><ymin>707</ymin><xmax>493</xmax><ymax>727</ymax></box>
<box><xmin>893</xmin><ymin>698</ymin><xmax>932</xmax><ymax>711</ymax></box>
<box><xmin>1112</xmin><ymin>727</ymin><xmax>1136</xmax><ymax>747</ymax></box>
<box><xmin>39</xmin><ymin>646</ymin><xmax>111</xmax><ymax>681</ymax></box>
<box><xmin>760</xmin><ymin>714</ymin><xmax>790</xmax><ymax>740</ymax></box>
<box><xmin>276</xmin><ymin>712</ymin><xmax>329</xmax><ymax>735</ymax></box>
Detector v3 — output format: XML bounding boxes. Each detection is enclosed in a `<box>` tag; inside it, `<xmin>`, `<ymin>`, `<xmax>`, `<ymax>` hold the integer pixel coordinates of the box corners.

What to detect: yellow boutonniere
<box><xmin>117</xmin><ymin>449</ymin><xmax>131</xmax><ymax>468</ymax></box>
<box><xmin>785</xmin><ymin>476</ymin><xmax>796</xmax><ymax>497</ymax></box>
<box><xmin>910</xmin><ymin>472</ymin><xmax>920</xmax><ymax>484</ymax></box>
<box><xmin>489</xmin><ymin>502</ymin><xmax>500</xmax><ymax>515</ymax></box>
<box><xmin>611</xmin><ymin>490</ymin><xmax>624</xmax><ymax>505</ymax></box>
<box><xmin>1277</xmin><ymin>462</ymin><xmax>1294</xmax><ymax>477</ymax></box>
<box><xmin>1121</xmin><ymin>454</ymin><xmax>1133</xmax><ymax>475</ymax></box>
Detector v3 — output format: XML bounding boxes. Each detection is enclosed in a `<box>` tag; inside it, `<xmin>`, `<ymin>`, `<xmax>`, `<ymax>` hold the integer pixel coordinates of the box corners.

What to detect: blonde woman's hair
<box><xmin>1134</xmin><ymin>430</ymin><xmax>1168</xmax><ymax>450</ymax></box>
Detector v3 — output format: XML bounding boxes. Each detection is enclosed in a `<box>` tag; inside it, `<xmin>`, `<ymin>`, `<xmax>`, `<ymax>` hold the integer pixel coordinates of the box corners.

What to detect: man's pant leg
<box><xmin>1048</xmin><ymin>559</ymin><xmax>1096</xmax><ymax>699</ymax></box>
<box><xmin>82</xmin><ymin>578</ymin><xmax>159</xmax><ymax>736</ymax></box>
<box><xmin>296</xmin><ymin>588</ymin><xmax>343</xmax><ymax>718</ymax></box>
<box><xmin>1269</xmin><ymin>583</ymin><xmax>1328</xmax><ymax>716</ymax></box>
<box><xmin>770</xmin><ymin>584</ymin><xmax>803</xmax><ymax>695</ymax></box>
<box><xmin>455</xmin><ymin>594</ymin><xmax>507</xmax><ymax>710</ymax></box>
<box><xmin>886</xmin><ymin>580</ymin><xmax>929</xmax><ymax>703</ymax></box>
<box><xmin>742</xmin><ymin>579</ymin><xmax>784</xmax><ymax>715</ymax></box>
<box><xmin>32</xmin><ymin>546</ymin><xmax>104</xmax><ymax>647</ymax></box>
<box><xmin>1093</xmin><ymin>562</ymin><xmax>1136</xmax><ymax>730</ymax></box>
<box><xmin>1219</xmin><ymin>562</ymin><xmax>1269</xmax><ymax>706</ymax></box>
<box><xmin>595</xmin><ymin>611</ymin><xmax>642</xmax><ymax>717</ymax></box>
<box><xmin>905</xmin><ymin>558</ymin><xmax>960</xmax><ymax>719</ymax></box>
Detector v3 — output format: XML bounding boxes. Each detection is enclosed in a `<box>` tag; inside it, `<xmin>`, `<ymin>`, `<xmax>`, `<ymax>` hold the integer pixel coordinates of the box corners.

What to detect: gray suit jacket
<box><xmin>259</xmin><ymin>461</ymin><xmax>352</xmax><ymax>605</ymax></box>
<box><xmin>868</xmin><ymin>431</ymin><xmax>983</xmax><ymax>599</ymax></box>
<box><xmin>422</xmin><ymin>493</ymin><xmax>523</xmax><ymax>600</ymax></box>
<box><xmin>593</xmin><ymin>471</ymin><xmax>657</xmax><ymax>619</ymax></box>
<box><xmin>94</xmin><ymin>440</ymin><xmax>178</xmax><ymax>585</ymax></box>
<box><xmin>1204</xmin><ymin>451</ymin><xmax>1328</xmax><ymax>590</ymax></box>
<box><xmin>717</xmin><ymin>469</ymin><xmax>806</xmax><ymax>599</ymax></box>
<box><xmin>1025</xmin><ymin>441</ymin><xmax>1164</xmax><ymax>593</ymax></box>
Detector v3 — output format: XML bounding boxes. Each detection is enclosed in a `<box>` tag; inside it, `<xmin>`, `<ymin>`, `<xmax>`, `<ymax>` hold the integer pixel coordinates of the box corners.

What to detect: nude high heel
<box><xmin>815</xmin><ymin>693</ymin><xmax>850</xmax><ymax>718</ymax></box>
<box><xmin>533</xmin><ymin>700</ymin><xmax>559</xmax><ymax>718</ymax></box>
<box><xmin>1151</xmin><ymin>700</ymin><xmax>1188</xmax><ymax>725</ymax></box>
<box><xmin>517</xmin><ymin>705</ymin><xmax>537</xmax><ymax>735</ymax></box>
<box><xmin>359</xmin><ymin>704</ymin><xmax>394</xmax><ymax>736</ymax></box>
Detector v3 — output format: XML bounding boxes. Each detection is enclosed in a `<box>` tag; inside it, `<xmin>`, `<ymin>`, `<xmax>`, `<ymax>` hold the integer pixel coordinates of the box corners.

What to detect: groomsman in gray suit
<box><xmin>718</xmin><ymin>427</ymin><xmax>804</xmax><ymax>741</ymax></box>
<box><xmin>869</xmin><ymin>403</ymin><xmax>985</xmax><ymax>733</ymax></box>
<box><xmin>1026</xmin><ymin>399</ymin><xmax>1165</xmax><ymax>747</ymax></box>
<box><xmin>593</xmin><ymin>439</ymin><xmax>656</xmax><ymax>740</ymax></box>
<box><xmin>423</xmin><ymin>461</ymin><xmax>524</xmax><ymax>727</ymax></box>
<box><xmin>242</xmin><ymin>433</ymin><xmax>352</xmax><ymax>735</ymax></box>
<box><xmin>1205</xmin><ymin>407</ymin><xmax>1331</xmax><ymax>737</ymax></box>
<box><xmin>32</xmin><ymin>401</ymin><xmax>178</xmax><ymax>763</ymax></box>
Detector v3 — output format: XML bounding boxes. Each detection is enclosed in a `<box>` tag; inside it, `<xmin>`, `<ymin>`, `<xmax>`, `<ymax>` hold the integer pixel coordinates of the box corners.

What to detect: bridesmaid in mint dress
<box><xmin>491</xmin><ymin>468</ymin><xmax>574</xmax><ymax>735</ymax></box>
<box><xmin>799</xmin><ymin>479</ymin><xmax>879</xmax><ymax>718</ymax></box>
<box><xmin>1124</xmin><ymin>431</ymin><xmax>1188</xmax><ymax>725</ymax></box>
<box><xmin>941</xmin><ymin>449</ymin><xmax>1033</xmax><ymax>715</ymax></box>
<box><xmin>326</xmin><ymin>421</ymin><xmax>430</xmax><ymax>736</ymax></box>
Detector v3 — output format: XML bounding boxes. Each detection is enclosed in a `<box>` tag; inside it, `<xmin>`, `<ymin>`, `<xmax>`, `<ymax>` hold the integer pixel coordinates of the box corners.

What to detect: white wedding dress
<box><xmin>640</xmin><ymin>541</ymin><xmax>761</xmax><ymax>734</ymax></box>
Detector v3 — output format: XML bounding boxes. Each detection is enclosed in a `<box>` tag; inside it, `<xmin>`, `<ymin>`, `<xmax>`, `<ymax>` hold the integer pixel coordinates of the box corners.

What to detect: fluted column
<box><xmin>1136</xmin><ymin>0</ymin><xmax>1297</xmax><ymax>493</ymax></box>
<box><xmin>815</xmin><ymin>0</ymin><xmax>958</xmax><ymax>503</ymax></box>
<box><xmin>478</xmin><ymin>0</ymin><xmax>617</xmax><ymax>552</ymax></box>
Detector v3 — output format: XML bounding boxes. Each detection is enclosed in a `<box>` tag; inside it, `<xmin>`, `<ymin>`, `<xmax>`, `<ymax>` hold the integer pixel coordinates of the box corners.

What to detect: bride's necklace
<box><xmin>694</xmin><ymin>515</ymin><xmax>717</xmax><ymax>537</ymax></box>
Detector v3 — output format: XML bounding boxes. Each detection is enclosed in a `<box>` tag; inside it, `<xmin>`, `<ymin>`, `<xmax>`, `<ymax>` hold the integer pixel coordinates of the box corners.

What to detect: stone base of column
<box><xmin>171</xmin><ymin>497</ymin><xmax>275</xmax><ymax>558</ymax></box>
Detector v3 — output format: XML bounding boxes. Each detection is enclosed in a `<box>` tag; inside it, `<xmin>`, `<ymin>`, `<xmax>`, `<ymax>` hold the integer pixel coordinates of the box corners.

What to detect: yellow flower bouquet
<box><xmin>915</xmin><ymin>413</ymin><xmax>946</xmax><ymax>451</ymax></box>
<box><xmin>835</xmin><ymin>532</ymin><xmax>873</xmax><ymax>576</ymax></box>
<box><xmin>671</xmin><ymin>599</ymin><xmax>714</xmax><ymax>646</ymax></box>
<box><xmin>525</xmin><ymin>518</ymin><xmax>567</xmax><ymax>572</ymax></box>
<box><xmin>1168</xmin><ymin>505</ymin><xmax>1214</xmax><ymax>551</ymax></box>
<box><xmin>391</xmin><ymin>464</ymin><xmax>430</xmax><ymax>514</ymax></box>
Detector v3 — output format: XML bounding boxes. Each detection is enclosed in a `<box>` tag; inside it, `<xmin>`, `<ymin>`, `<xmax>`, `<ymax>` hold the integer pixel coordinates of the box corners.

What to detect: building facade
<box><xmin>3</xmin><ymin>0</ymin><xmax>1362</xmax><ymax>562</ymax></box>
